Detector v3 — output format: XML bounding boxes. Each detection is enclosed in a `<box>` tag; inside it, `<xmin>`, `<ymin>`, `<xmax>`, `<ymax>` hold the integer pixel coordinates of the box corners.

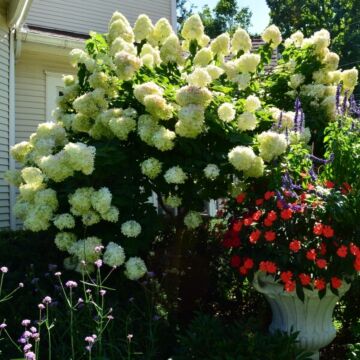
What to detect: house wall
<box><xmin>26</xmin><ymin>0</ymin><xmax>173</xmax><ymax>35</ymax></box>
<box><xmin>0</xmin><ymin>8</ymin><xmax>10</xmax><ymax>228</ymax></box>
<box><xmin>15</xmin><ymin>49</ymin><xmax>73</xmax><ymax>143</ymax></box>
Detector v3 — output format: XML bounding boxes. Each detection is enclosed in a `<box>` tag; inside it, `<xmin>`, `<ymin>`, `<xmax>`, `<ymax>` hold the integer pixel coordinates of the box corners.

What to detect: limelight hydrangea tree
<box><xmin>5</xmin><ymin>12</ymin><xmax>357</xmax><ymax>280</ymax></box>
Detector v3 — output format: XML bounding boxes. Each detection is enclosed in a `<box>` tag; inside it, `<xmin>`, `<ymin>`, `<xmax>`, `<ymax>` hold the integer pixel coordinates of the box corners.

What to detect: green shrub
<box><xmin>174</xmin><ymin>313</ymin><xmax>313</xmax><ymax>360</ymax></box>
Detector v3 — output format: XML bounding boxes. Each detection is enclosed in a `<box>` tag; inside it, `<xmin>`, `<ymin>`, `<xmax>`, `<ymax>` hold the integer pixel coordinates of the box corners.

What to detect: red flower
<box><xmin>249</xmin><ymin>229</ymin><xmax>261</xmax><ymax>244</ymax></box>
<box><xmin>276</xmin><ymin>200</ymin><xmax>284</xmax><ymax>209</ymax></box>
<box><xmin>236</xmin><ymin>193</ymin><xmax>246</xmax><ymax>204</ymax></box>
<box><xmin>354</xmin><ymin>257</ymin><xmax>360</xmax><ymax>271</ymax></box>
<box><xmin>322</xmin><ymin>225</ymin><xmax>334</xmax><ymax>238</ymax></box>
<box><xmin>244</xmin><ymin>217</ymin><xmax>254</xmax><ymax>226</ymax></box>
<box><xmin>306</xmin><ymin>249</ymin><xmax>317</xmax><ymax>261</ymax></box>
<box><xmin>336</xmin><ymin>245</ymin><xmax>348</xmax><ymax>258</ymax></box>
<box><xmin>314</xmin><ymin>278</ymin><xmax>326</xmax><ymax>291</ymax></box>
<box><xmin>280</xmin><ymin>271</ymin><xmax>293</xmax><ymax>283</ymax></box>
<box><xmin>230</xmin><ymin>255</ymin><xmax>241</xmax><ymax>267</ymax></box>
<box><xmin>331</xmin><ymin>277</ymin><xmax>342</xmax><ymax>289</ymax></box>
<box><xmin>313</xmin><ymin>222</ymin><xmax>324</xmax><ymax>236</ymax></box>
<box><xmin>243</xmin><ymin>258</ymin><xmax>254</xmax><ymax>269</ymax></box>
<box><xmin>264</xmin><ymin>218</ymin><xmax>273</xmax><ymax>227</ymax></box>
<box><xmin>325</xmin><ymin>180</ymin><xmax>335</xmax><ymax>189</ymax></box>
<box><xmin>267</xmin><ymin>210</ymin><xmax>278</xmax><ymax>222</ymax></box>
<box><xmin>264</xmin><ymin>191</ymin><xmax>275</xmax><ymax>200</ymax></box>
<box><xmin>342</xmin><ymin>182</ymin><xmax>352</xmax><ymax>194</ymax></box>
<box><xmin>316</xmin><ymin>259</ymin><xmax>327</xmax><ymax>269</ymax></box>
<box><xmin>252</xmin><ymin>210</ymin><xmax>263</xmax><ymax>221</ymax></box>
<box><xmin>350</xmin><ymin>243</ymin><xmax>360</xmax><ymax>256</ymax></box>
<box><xmin>307</xmin><ymin>183</ymin><xmax>315</xmax><ymax>190</ymax></box>
<box><xmin>299</xmin><ymin>273</ymin><xmax>311</xmax><ymax>286</ymax></box>
<box><xmin>259</xmin><ymin>261</ymin><xmax>277</xmax><ymax>274</ymax></box>
<box><xmin>239</xmin><ymin>266</ymin><xmax>248</xmax><ymax>275</ymax></box>
<box><xmin>264</xmin><ymin>231</ymin><xmax>276</xmax><ymax>242</ymax></box>
<box><xmin>256</xmin><ymin>198</ymin><xmax>264</xmax><ymax>206</ymax></box>
<box><xmin>284</xmin><ymin>281</ymin><xmax>296</xmax><ymax>292</ymax></box>
<box><xmin>289</xmin><ymin>239</ymin><xmax>301</xmax><ymax>252</ymax></box>
<box><xmin>319</xmin><ymin>242</ymin><xmax>327</xmax><ymax>256</ymax></box>
<box><xmin>300</xmin><ymin>193</ymin><xmax>307</xmax><ymax>202</ymax></box>
<box><xmin>232</xmin><ymin>220</ymin><xmax>243</xmax><ymax>232</ymax></box>
<box><xmin>280</xmin><ymin>208</ymin><xmax>293</xmax><ymax>220</ymax></box>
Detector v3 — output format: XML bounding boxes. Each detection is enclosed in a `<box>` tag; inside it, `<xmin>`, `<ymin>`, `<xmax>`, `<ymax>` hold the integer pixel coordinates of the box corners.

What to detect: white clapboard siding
<box><xmin>0</xmin><ymin>13</ymin><xmax>9</xmax><ymax>228</ymax></box>
<box><xmin>26</xmin><ymin>0</ymin><xmax>172</xmax><ymax>35</ymax></box>
<box><xmin>15</xmin><ymin>50</ymin><xmax>73</xmax><ymax>142</ymax></box>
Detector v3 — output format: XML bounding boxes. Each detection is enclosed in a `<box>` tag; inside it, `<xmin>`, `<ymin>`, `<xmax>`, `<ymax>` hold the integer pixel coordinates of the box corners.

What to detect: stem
<box><xmin>35</xmin><ymin>308</ymin><xmax>42</xmax><ymax>359</ymax></box>
<box><xmin>46</xmin><ymin>304</ymin><xmax>52</xmax><ymax>360</ymax></box>
<box><xmin>4</xmin><ymin>328</ymin><xmax>22</xmax><ymax>353</ymax></box>
<box><xmin>0</xmin><ymin>273</ymin><xmax>4</xmax><ymax>298</ymax></box>
<box><xmin>70</xmin><ymin>289</ymin><xmax>75</xmax><ymax>360</ymax></box>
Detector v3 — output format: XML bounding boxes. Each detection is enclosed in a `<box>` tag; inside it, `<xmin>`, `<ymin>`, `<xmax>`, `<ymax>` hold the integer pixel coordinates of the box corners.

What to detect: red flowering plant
<box><xmin>217</xmin><ymin>131</ymin><xmax>359</xmax><ymax>300</ymax></box>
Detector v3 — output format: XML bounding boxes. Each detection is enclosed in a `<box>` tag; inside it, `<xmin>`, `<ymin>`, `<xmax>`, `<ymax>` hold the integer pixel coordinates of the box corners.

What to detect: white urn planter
<box><xmin>253</xmin><ymin>272</ymin><xmax>351</xmax><ymax>360</ymax></box>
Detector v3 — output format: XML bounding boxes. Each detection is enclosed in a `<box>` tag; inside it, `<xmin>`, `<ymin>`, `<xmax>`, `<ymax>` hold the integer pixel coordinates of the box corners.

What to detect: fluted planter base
<box><xmin>253</xmin><ymin>272</ymin><xmax>350</xmax><ymax>359</ymax></box>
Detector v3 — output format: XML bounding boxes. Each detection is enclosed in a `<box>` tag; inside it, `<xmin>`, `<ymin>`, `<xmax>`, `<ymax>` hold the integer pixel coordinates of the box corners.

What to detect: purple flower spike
<box><xmin>335</xmin><ymin>84</ymin><xmax>342</xmax><ymax>113</ymax></box>
<box><xmin>278</xmin><ymin>111</ymin><xmax>283</xmax><ymax>129</ymax></box>
<box><xmin>294</xmin><ymin>98</ymin><xmax>301</xmax><ymax>132</ymax></box>
<box><xmin>342</xmin><ymin>90</ymin><xmax>349</xmax><ymax>115</ymax></box>
<box><xmin>275</xmin><ymin>190</ymin><xmax>289</xmax><ymax>209</ymax></box>
<box><xmin>309</xmin><ymin>166</ymin><xmax>318</xmax><ymax>181</ymax></box>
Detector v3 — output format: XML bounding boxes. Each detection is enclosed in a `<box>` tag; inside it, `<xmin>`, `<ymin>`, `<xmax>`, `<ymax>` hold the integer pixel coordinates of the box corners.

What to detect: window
<box><xmin>45</xmin><ymin>71</ymin><xmax>64</xmax><ymax>122</ymax></box>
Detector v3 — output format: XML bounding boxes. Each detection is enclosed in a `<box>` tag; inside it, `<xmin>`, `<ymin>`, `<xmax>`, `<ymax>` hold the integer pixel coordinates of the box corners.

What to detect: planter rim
<box><xmin>253</xmin><ymin>271</ymin><xmax>351</xmax><ymax>298</ymax></box>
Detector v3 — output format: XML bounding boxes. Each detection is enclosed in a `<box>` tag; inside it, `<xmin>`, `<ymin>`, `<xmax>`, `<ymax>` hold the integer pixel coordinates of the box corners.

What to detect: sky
<box><xmin>190</xmin><ymin>0</ymin><xmax>270</xmax><ymax>35</ymax></box>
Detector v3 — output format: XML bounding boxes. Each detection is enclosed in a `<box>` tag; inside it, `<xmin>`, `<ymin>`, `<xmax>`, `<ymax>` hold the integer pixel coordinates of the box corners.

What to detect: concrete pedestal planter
<box><xmin>253</xmin><ymin>272</ymin><xmax>351</xmax><ymax>360</ymax></box>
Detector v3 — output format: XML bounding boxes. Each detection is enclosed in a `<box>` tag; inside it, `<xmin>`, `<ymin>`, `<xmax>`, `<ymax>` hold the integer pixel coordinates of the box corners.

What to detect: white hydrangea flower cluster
<box><xmin>68</xmin><ymin>187</ymin><xmax>119</xmax><ymax>226</ymax></box>
<box><xmin>203</xmin><ymin>164</ymin><xmax>220</xmax><ymax>180</ymax></box>
<box><xmin>261</xmin><ymin>25</ymin><xmax>282</xmax><ymax>48</ymax></box>
<box><xmin>184</xmin><ymin>211</ymin><xmax>203</xmax><ymax>229</ymax></box>
<box><xmin>121</xmin><ymin>220</ymin><xmax>142</xmax><ymax>238</ymax></box>
<box><xmin>103</xmin><ymin>242</ymin><xmax>126</xmax><ymax>267</ymax></box>
<box><xmin>257</xmin><ymin>131</ymin><xmax>287</xmax><ymax>162</ymax></box>
<box><xmin>164</xmin><ymin>166</ymin><xmax>188</xmax><ymax>184</ymax></box>
<box><xmin>282</xmin><ymin>28</ymin><xmax>359</xmax><ymax>120</ymax></box>
<box><xmin>124</xmin><ymin>257</ymin><xmax>147</xmax><ymax>280</ymax></box>
<box><xmin>55</xmin><ymin>232</ymin><xmax>77</xmax><ymax>251</ymax></box>
<box><xmin>218</xmin><ymin>103</ymin><xmax>236</xmax><ymax>122</ymax></box>
<box><xmin>68</xmin><ymin>236</ymin><xmax>102</xmax><ymax>263</ymax></box>
<box><xmin>164</xmin><ymin>194</ymin><xmax>182</xmax><ymax>208</ymax></box>
<box><xmin>141</xmin><ymin>157</ymin><xmax>162</xmax><ymax>179</ymax></box>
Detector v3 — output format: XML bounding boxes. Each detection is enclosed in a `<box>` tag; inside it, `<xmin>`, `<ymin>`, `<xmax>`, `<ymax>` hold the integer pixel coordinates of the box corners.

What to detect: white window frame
<box><xmin>45</xmin><ymin>71</ymin><xmax>64</xmax><ymax>122</ymax></box>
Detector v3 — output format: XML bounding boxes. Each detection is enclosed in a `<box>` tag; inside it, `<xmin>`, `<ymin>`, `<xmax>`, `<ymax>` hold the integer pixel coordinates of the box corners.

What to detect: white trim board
<box><xmin>45</xmin><ymin>71</ymin><xmax>64</xmax><ymax>122</ymax></box>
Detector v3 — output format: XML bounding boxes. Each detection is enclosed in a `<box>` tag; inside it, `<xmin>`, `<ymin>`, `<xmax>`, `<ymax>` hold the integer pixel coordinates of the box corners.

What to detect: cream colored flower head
<box><xmin>164</xmin><ymin>166</ymin><xmax>187</xmax><ymax>184</ymax></box>
<box><xmin>244</xmin><ymin>95</ymin><xmax>261</xmax><ymax>112</ymax></box>
<box><xmin>218</xmin><ymin>102</ymin><xmax>236</xmax><ymax>122</ymax></box>
<box><xmin>124</xmin><ymin>257</ymin><xmax>147</xmax><ymax>280</ymax></box>
<box><xmin>231</xmin><ymin>28</ymin><xmax>252</xmax><ymax>53</ymax></box>
<box><xmin>228</xmin><ymin>146</ymin><xmax>257</xmax><ymax>171</ymax></box>
<box><xmin>133</xmin><ymin>14</ymin><xmax>154</xmax><ymax>42</ymax></box>
<box><xmin>211</xmin><ymin>33</ymin><xmax>230</xmax><ymax>56</ymax></box>
<box><xmin>104</xmin><ymin>242</ymin><xmax>126</xmax><ymax>267</ymax></box>
<box><xmin>181</xmin><ymin>14</ymin><xmax>204</xmax><ymax>41</ymax></box>
<box><xmin>262</xmin><ymin>25</ymin><xmax>282</xmax><ymax>48</ymax></box>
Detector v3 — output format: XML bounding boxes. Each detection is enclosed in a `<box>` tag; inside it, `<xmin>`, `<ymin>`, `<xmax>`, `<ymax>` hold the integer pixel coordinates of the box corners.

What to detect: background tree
<box><xmin>199</xmin><ymin>0</ymin><xmax>253</xmax><ymax>38</ymax></box>
<box><xmin>266</xmin><ymin>0</ymin><xmax>360</xmax><ymax>95</ymax></box>
<box><xmin>177</xmin><ymin>0</ymin><xmax>194</xmax><ymax>30</ymax></box>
